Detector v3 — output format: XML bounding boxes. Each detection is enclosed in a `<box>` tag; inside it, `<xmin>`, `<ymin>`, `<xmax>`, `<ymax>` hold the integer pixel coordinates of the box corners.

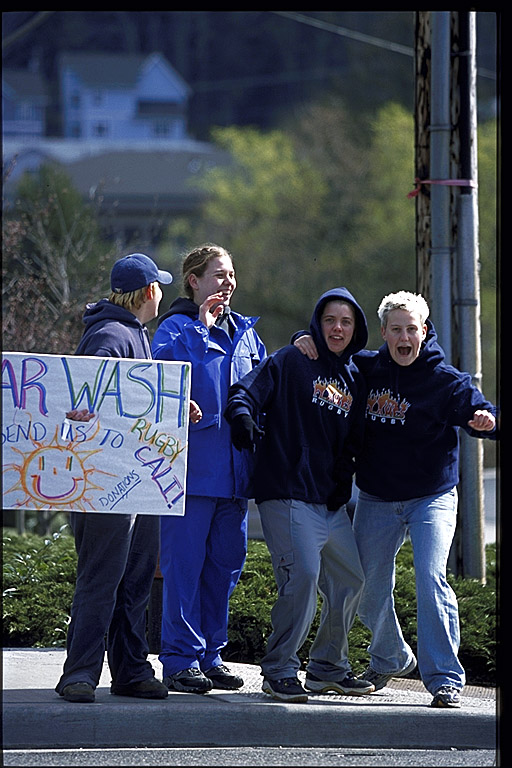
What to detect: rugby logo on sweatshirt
<box><xmin>366</xmin><ymin>388</ymin><xmax>410</xmax><ymax>424</ymax></box>
<box><xmin>312</xmin><ymin>377</ymin><xmax>352</xmax><ymax>416</ymax></box>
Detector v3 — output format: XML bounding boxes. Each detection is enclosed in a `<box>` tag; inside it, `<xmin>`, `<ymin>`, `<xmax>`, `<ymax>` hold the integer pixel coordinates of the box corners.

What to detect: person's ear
<box><xmin>145</xmin><ymin>283</ymin><xmax>156</xmax><ymax>301</ymax></box>
<box><xmin>188</xmin><ymin>273</ymin><xmax>198</xmax><ymax>292</ymax></box>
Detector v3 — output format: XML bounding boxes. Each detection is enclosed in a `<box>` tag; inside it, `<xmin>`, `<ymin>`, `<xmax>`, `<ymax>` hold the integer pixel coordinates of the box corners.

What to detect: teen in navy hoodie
<box><xmin>56</xmin><ymin>253</ymin><xmax>173</xmax><ymax>704</ymax></box>
<box><xmin>293</xmin><ymin>290</ymin><xmax>498</xmax><ymax>709</ymax></box>
<box><xmin>225</xmin><ymin>287</ymin><xmax>375</xmax><ymax>702</ymax></box>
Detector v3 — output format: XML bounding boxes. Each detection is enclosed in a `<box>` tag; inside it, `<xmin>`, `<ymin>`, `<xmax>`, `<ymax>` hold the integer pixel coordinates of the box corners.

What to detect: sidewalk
<box><xmin>3</xmin><ymin>648</ymin><xmax>497</xmax><ymax>751</ymax></box>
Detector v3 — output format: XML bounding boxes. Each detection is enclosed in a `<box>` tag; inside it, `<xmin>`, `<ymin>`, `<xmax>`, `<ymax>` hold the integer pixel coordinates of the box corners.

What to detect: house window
<box><xmin>70</xmin><ymin>122</ymin><xmax>81</xmax><ymax>138</ymax></box>
<box><xmin>18</xmin><ymin>102</ymin><xmax>37</xmax><ymax>120</ymax></box>
<box><xmin>93</xmin><ymin>123</ymin><xmax>108</xmax><ymax>137</ymax></box>
<box><xmin>70</xmin><ymin>91</ymin><xmax>80</xmax><ymax>109</ymax></box>
<box><xmin>153</xmin><ymin>121</ymin><xmax>170</xmax><ymax>137</ymax></box>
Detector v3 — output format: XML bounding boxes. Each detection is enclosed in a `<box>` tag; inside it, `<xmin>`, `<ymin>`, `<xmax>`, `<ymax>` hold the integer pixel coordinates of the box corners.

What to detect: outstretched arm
<box><xmin>467</xmin><ymin>409</ymin><xmax>495</xmax><ymax>432</ymax></box>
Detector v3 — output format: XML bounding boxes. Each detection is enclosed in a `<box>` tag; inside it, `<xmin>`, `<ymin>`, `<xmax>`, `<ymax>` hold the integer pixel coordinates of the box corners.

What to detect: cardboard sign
<box><xmin>2</xmin><ymin>352</ymin><xmax>191</xmax><ymax>515</ymax></box>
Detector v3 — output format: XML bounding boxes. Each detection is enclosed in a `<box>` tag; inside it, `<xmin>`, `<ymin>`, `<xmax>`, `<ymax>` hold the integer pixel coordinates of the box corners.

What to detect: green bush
<box><xmin>2</xmin><ymin>526</ymin><xmax>76</xmax><ymax>648</ymax></box>
<box><xmin>2</xmin><ymin>530</ymin><xmax>496</xmax><ymax>685</ymax></box>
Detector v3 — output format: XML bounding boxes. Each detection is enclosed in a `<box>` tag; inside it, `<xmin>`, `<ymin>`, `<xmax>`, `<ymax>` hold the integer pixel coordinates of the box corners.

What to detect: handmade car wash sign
<box><xmin>2</xmin><ymin>352</ymin><xmax>191</xmax><ymax>516</ymax></box>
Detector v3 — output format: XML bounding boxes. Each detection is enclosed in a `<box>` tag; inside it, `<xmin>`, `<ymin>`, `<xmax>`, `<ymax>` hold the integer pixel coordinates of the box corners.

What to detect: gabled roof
<box><xmin>59</xmin><ymin>51</ymin><xmax>191</xmax><ymax>96</ymax></box>
<box><xmin>2</xmin><ymin>69</ymin><xmax>49</xmax><ymax>104</ymax></box>
<box><xmin>64</xmin><ymin>146</ymin><xmax>230</xmax><ymax>201</ymax></box>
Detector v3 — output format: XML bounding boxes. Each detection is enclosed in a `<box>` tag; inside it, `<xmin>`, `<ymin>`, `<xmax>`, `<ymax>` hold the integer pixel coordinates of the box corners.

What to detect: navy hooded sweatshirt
<box><xmin>75</xmin><ymin>299</ymin><xmax>152</xmax><ymax>359</ymax></box>
<box><xmin>224</xmin><ymin>287</ymin><xmax>368</xmax><ymax>506</ymax></box>
<box><xmin>353</xmin><ymin>319</ymin><xmax>498</xmax><ymax>501</ymax></box>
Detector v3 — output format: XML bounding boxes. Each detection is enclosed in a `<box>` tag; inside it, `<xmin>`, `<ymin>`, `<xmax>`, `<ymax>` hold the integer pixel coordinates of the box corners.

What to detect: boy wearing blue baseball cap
<box><xmin>56</xmin><ymin>253</ymin><xmax>188</xmax><ymax>703</ymax></box>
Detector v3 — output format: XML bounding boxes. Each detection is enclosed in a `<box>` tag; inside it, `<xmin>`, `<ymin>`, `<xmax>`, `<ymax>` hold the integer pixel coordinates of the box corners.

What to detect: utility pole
<box><xmin>413</xmin><ymin>11</ymin><xmax>485</xmax><ymax>581</ymax></box>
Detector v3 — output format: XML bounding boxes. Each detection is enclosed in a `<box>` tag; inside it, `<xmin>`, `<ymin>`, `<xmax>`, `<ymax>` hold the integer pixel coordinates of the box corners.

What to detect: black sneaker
<box><xmin>262</xmin><ymin>676</ymin><xmax>308</xmax><ymax>703</ymax></box>
<box><xmin>111</xmin><ymin>677</ymin><xmax>168</xmax><ymax>698</ymax></box>
<box><xmin>61</xmin><ymin>682</ymin><xmax>96</xmax><ymax>703</ymax></box>
<box><xmin>431</xmin><ymin>685</ymin><xmax>462</xmax><ymax>708</ymax></box>
<box><xmin>163</xmin><ymin>667</ymin><xmax>213</xmax><ymax>694</ymax></box>
<box><xmin>358</xmin><ymin>654</ymin><xmax>417</xmax><ymax>691</ymax></box>
<box><xmin>305</xmin><ymin>671</ymin><xmax>375</xmax><ymax>695</ymax></box>
<box><xmin>204</xmin><ymin>664</ymin><xmax>244</xmax><ymax>690</ymax></box>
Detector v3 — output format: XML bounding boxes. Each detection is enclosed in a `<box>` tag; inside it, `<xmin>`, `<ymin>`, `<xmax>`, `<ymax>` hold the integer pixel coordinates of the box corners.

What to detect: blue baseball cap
<box><xmin>110</xmin><ymin>253</ymin><xmax>173</xmax><ymax>293</ymax></box>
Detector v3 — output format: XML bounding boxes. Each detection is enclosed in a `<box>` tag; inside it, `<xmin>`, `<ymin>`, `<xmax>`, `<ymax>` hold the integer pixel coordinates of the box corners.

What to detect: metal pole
<box><xmin>430</xmin><ymin>11</ymin><xmax>452</xmax><ymax>363</ymax></box>
<box><xmin>455</xmin><ymin>11</ymin><xmax>486</xmax><ymax>582</ymax></box>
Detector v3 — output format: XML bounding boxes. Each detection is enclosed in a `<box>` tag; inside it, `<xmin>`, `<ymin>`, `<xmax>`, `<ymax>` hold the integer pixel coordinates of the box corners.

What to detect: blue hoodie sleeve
<box><xmin>448</xmin><ymin>370</ymin><xmax>498</xmax><ymax>440</ymax></box>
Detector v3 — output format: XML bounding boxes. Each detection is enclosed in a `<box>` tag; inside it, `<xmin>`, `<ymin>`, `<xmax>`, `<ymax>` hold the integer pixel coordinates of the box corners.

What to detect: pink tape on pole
<box><xmin>407</xmin><ymin>177</ymin><xmax>477</xmax><ymax>198</ymax></box>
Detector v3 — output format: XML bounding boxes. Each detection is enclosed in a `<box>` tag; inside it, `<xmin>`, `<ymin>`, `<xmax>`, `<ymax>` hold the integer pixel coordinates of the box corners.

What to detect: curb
<box><xmin>3</xmin><ymin>650</ymin><xmax>497</xmax><ymax>751</ymax></box>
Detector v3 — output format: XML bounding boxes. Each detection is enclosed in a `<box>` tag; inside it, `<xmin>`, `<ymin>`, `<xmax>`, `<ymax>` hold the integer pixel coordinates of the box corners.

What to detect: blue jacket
<box><xmin>152</xmin><ymin>297</ymin><xmax>266</xmax><ymax>499</ymax></box>
<box><xmin>224</xmin><ymin>288</ymin><xmax>368</xmax><ymax>506</ymax></box>
<box><xmin>75</xmin><ymin>299</ymin><xmax>152</xmax><ymax>359</ymax></box>
<box><xmin>354</xmin><ymin>319</ymin><xmax>498</xmax><ymax>501</ymax></box>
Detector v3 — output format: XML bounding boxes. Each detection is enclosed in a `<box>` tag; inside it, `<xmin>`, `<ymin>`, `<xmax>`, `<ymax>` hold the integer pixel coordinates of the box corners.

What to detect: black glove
<box><xmin>326</xmin><ymin>483</ymin><xmax>350</xmax><ymax>511</ymax></box>
<box><xmin>230</xmin><ymin>413</ymin><xmax>264</xmax><ymax>452</ymax></box>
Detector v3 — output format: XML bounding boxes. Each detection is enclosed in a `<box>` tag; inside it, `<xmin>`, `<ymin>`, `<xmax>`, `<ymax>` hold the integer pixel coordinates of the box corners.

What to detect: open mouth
<box><xmin>397</xmin><ymin>345</ymin><xmax>411</xmax><ymax>357</ymax></box>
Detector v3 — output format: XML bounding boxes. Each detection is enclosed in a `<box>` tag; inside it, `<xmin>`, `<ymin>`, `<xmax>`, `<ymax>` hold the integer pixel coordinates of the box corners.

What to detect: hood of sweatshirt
<box><xmin>157</xmin><ymin>296</ymin><xmax>198</xmax><ymax>325</ymax></box>
<box><xmin>76</xmin><ymin>298</ymin><xmax>151</xmax><ymax>358</ymax></box>
<box><xmin>309</xmin><ymin>287</ymin><xmax>368</xmax><ymax>366</ymax></box>
<box><xmin>81</xmin><ymin>298</ymin><xmax>144</xmax><ymax>331</ymax></box>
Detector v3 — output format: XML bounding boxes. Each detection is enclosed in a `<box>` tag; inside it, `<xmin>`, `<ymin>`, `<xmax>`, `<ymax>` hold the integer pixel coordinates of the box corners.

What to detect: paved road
<box><xmin>2</xmin><ymin>746</ymin><xmax>498</xmax><ymax>767</ymax></box>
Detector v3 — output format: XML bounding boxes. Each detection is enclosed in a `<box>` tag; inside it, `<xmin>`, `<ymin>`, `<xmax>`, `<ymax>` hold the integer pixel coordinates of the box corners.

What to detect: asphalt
<box><xmin>2</xmin><ymin>648</ymin><xmax>498</xmax><ymax>752</ymax></box>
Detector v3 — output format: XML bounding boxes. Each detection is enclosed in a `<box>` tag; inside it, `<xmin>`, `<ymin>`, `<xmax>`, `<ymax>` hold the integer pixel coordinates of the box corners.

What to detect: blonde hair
<box><xmin>182</xmin><ymin>243</ymin><xmax>233</xmax><ymax>299</ymax></box>
<box><xmin>109</xmin><ymin>284</ymin><xmax>151</xmax><ymax>311</ymax></box>
<box><xmin>378</xmin><ymin>291</ymin><xmax>430</xmax><ymax>327</ymax></box>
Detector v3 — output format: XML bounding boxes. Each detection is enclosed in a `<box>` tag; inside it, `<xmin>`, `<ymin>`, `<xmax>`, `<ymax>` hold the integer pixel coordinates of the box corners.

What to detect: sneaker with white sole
<box><xmin>262</xmin><ymin>676</ymin><xmax>308</xmax><ymax>703</ymax></box>
<box><xmin>431</xmin><ymin>685</ymin><xmax>462</xmax><ymax>708</ymax></box>
<box><xmin>358</xmin><ymin>654</ymin><xmax>417</xmax><ymax>691</ymax></box>
<box><xmin>305</xmin><ymin>671</ymin><xmax>375</xmax><ymax>695</ymax></box>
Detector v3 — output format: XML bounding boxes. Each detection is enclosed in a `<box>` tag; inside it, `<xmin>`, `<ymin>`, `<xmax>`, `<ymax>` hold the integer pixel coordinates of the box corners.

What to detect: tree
<box><xmin>2</xmin><ymin>164</ymin><xmax>114</xmax><ymax>354</ymax></box>
<box><xmin>161</xmin><ymin>102</ymin><xmax>496</xmax><ymax>381</ymax></box>
<box><xmin>476</xmin><ymin>118</ymin><xmax>498</xmax><ymax>402</ymax></box>
<box><xmin>165</xmin><ymin>125</ymin><xmax>331</xmax><ymax>351</ymax></box>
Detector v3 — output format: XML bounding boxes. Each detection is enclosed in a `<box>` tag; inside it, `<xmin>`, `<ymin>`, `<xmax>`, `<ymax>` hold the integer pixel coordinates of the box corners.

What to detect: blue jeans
<box><xmin>352</xmin><ymin>488</ymin><xmax>465</xmax><ymax>694</ymax></box>
<box><xmin>159</xmin><ymin>495</ymin><xmax>248</xmax><ymax>677</ymax></box>
<box><xmin>258</xmin><ymin>499</ymin><xmax>365</xmax><ymax>681</ymax></box>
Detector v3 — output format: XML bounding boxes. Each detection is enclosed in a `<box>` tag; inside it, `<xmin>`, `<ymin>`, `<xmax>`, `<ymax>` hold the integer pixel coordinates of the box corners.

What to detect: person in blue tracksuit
<box><xmin>225</xmin><ymin>287</ymin><xmax>375</xmax><ymax>703</ymax></box>
<box><xmin>56</xmin><ymin>253</ymin><xmax>174</xmax><ymax>703</ymax></box>
<box><xmin>293</xmin><ymin>290</ymin><xmax>499</xmax><ymax>709</ymax></box>
<box><xmin>152</xmin><ymin>243</ymin><xmax>266</xmax><ymax>693</ymax></box>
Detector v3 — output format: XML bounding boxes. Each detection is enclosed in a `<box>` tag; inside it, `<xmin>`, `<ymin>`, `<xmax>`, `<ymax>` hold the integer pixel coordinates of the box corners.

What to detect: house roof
<box><xmin>2</xmin><ymin>69</ymin><xmax>49</xmax><ymax>104</ymax></box>
<box><xmin>59</xmin><ymin>51</ymin><xmax>191</xmax><ymax>96</ymax></box>
<box><xmin>63</xmin><ymin>147</ymin><xmax>230</xmax><ymax>203</ymax></box>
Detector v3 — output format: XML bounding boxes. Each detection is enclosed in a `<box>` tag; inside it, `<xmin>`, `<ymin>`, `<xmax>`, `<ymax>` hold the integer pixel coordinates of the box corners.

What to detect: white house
<box><xmin>59</xmin><ymin>51</ymin><xmax>192</xmax><ymax>141</ymax></box>
<box><xmin>2</xmin><ymin>51</ymin><xmax>231</xmax><ymax>247</ymax></box>
<box><xmin>2</xmin><ymin>69</ymin><xmax>49</xmax><ymax>140</ymax></box>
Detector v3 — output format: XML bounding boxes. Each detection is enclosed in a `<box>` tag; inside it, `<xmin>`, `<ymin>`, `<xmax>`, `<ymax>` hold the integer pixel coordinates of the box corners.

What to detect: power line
<box><xmin>2</xmin><ymin>11</ymin><xmax>55</xmax><ymax>51</ymax></box>
<box><xmin>272</xmin><ymin>11</ymin><xmax>496</xmax><ymax>80</ymax></box>
<box><xmin>272</xmin><ymin>11</ymin><xmax>415</xmax><ymax>57</ymax></box>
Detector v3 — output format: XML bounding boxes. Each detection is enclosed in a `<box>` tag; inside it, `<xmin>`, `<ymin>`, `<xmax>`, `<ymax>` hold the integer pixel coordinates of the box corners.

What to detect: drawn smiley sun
<box><xmin>4</xmin><ymin>421</ymin><xmax>113</xmax><ymax>512</ymax></box>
